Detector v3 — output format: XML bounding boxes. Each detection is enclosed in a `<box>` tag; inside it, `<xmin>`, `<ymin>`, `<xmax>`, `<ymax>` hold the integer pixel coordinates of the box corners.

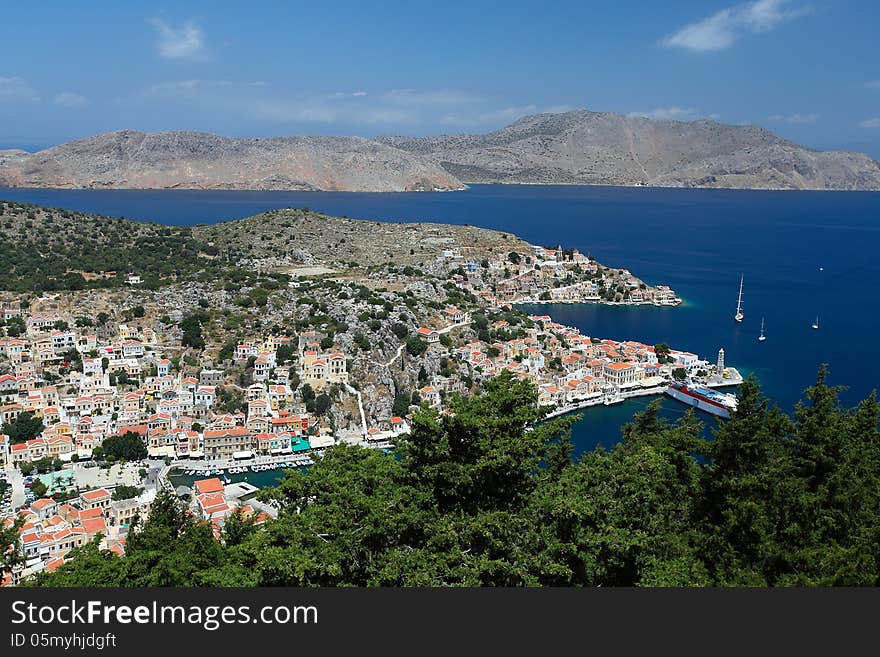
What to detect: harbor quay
<box><xmin>542</xmin><ymin>367</ymin><xmax>744</xmax><ymax>421</ymax></box>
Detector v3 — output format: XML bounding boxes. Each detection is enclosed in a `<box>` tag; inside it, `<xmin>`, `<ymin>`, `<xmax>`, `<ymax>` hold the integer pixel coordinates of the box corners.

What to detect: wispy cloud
<box><xmin>438</xmin><ymin>104</ymin><xmax>538</xmax><ymax>127</ymax></box>
<box><xmin>0</xmin><ymin>75</ymin><xmax>39</xmax><ymax>103</ymax></box>
<box><xmin>768</xmin><ymin>112</ymin><xmax>818</xmax><ymax>124</ymax></box>
<box><xmin>661</xmin><ymin>0</ymin><xmax>812</xmax><ymax>53</ymax></box>
<box><xmin>381</xmin><ymin>89</ymin><xmax>481</xmax><ymax>107</ymax></box>
<box><xmin>149</xmin><ymin>18</ymin><xmax>207</xmax><ymax>60</ymax></box>
<box><xmin>133</xmin><ymin>80</ymin><xmax>551</xmax><ymax>129</ymax></box>
<box><xmin>144</xmin><ymin>79</ymin><xmax>264</xmax><ymax>96</ymax></box>
<box><xmin>627</xmin><ymin>107</ymin><xmax>719</xmax><ymax>121</ymax></box>
<box><xmin>248</xmin><ymin>97</ymin><xmax>352</xmax><ymax>124</ymax></box>
<box><xmin>544</xmin><ymin>104</ymin><xmax>577</xmax><ymax>114</ymax></box>
<box><xmin>478</xmin><ymin>104</ymin><xmax>538</xmax><ymax>123</ymax></box>
<box><xmin>52</xmin><ymin>91</ymin><xmax>90</xmax><ymax>108</ymax></box>
<box><xmin>860</xmin><ymin>118</ymin><xmax>880</xmax><ymax>129</ymax></box>
<box><xmin>866</xmin><ymin>80</ymin><xmax>880</xmax><ymax>90</ymax></box>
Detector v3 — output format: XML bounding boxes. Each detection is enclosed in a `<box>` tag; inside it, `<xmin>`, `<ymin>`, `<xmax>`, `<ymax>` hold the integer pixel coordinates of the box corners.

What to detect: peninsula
<box><xmin>0</xmin><ymin>199</ymin><xmax>740</xmax><ymax>584</ymax></box>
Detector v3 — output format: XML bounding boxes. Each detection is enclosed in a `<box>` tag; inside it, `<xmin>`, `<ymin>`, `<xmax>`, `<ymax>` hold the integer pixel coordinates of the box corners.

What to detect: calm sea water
<box><xmin>4</xmin><ymin>184</ymin><xmax>879</xmax><ymax>455</ymax></box>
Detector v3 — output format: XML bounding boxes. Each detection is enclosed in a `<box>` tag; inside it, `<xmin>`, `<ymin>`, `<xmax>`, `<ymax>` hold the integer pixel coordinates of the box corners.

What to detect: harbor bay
<box><xmin>4</xmin><ymin>183</ymin><xmax>876</xmax><ymax>454</ymax></box>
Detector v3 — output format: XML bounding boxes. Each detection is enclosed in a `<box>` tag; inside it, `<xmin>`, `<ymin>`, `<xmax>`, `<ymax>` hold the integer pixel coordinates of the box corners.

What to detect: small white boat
<box><xmin>734</xmin><ymin>274</ymin><xmax>744</xmax><ymax>323</ymax></box>
<box><xmin>812</xmin><ymin>315</ymin><xmax>819</xmax><ymax>330</ymax></box>
<box><xmin>758</xmin><ymin>317</ymin><xmax>766</xmax><ymax>342</ymax></box>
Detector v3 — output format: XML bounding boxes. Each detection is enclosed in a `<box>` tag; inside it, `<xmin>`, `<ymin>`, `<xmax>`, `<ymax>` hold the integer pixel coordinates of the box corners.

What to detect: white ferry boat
<box><xmin>665</xmin><ymin>382</ymin><xmax>738</xmax><ymax>419</ymax></box>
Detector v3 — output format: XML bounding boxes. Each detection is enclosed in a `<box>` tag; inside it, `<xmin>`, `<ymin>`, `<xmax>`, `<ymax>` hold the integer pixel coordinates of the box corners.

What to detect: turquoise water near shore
<box><xmin>4</xmin><ymin>184</ymin><xmax>878</xmax><ymax>456</ymax></box>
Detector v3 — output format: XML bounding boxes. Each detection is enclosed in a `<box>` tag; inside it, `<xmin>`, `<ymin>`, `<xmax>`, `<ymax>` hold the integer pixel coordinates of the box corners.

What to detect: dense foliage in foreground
<box><xmin>24</xmin><ymin>367</ymin><xmax>880</xmax><ymax>586</ymax></box>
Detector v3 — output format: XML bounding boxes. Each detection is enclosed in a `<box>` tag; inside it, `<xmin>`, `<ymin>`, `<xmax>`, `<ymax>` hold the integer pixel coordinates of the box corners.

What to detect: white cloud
<box><xmin>865</xmin><ymin>81</ymin><xmax>880</xmax><ymax>90</ymax></box>
<box><xmin>860</xmin><ymin>118</ymin><xmax>880</xmax><ymax>129</ymax></box>
<box><xmin>52</xmin><ymin>91</ymin><xmax>90</xmax><ymax>108</ymax></box>
<box><xmin>769</xmin><ymin>112</ymin><xmax>819</xmax><ymax>124</ymax></box>
<box><xmin>149</xmin><ymin>18</ymin><xmax>207</xmax><ymax>60</ymax></box>
<box><xmin>0</xmin><ymin>75</ymin><xmax>39</xmax><ymax>103</ymax></box>
<box><xmin>661</xmin><ymin>0</ymin><xmax>812</xmax><ymax>53</ymax></box>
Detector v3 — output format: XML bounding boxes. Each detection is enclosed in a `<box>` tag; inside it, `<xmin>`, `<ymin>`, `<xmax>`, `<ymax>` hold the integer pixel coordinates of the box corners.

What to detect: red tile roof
<box><xmin>80</xmin><ymin>488</ymin><xmax>111</xmax><ymax>501</ymax></box>
<box><xmin>81</xmin><ymin>517</ymin><xmax>107</xmax><ymax>535</ymax></box>
<box><xmin>193</xmin><ymin>478</ymin><xmax>224</xmax><ymax>495</ymax></box>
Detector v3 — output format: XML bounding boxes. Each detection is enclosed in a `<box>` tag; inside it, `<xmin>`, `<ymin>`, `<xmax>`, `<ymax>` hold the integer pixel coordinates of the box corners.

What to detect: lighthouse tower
<box><xmin>717</xmin><ymin>348</ymin><xmax>725</xmax><ymax>373</ymax></box>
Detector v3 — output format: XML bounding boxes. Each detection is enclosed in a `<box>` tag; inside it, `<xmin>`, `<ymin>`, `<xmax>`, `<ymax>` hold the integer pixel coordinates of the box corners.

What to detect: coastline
<box><xmin>513</xmin><ymin>297</ymin><xmax>683</xmax><ymax>307</ymax></box>
<box><xmin>5</xmin><ymin>180</ymin><xmax>880</xmax><ymax>197</ymax></box>
<box><xmin>456</xmin><ymin>180</ymin><xmax>880</xmax><ymax>193</ymax></box>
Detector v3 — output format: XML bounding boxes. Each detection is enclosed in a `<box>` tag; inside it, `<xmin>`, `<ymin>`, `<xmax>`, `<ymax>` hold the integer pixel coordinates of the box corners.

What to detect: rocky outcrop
<box><xmin>192</xmin><ymin>208</ymin><xmax>532</xmax><ymax>269</ymax></box>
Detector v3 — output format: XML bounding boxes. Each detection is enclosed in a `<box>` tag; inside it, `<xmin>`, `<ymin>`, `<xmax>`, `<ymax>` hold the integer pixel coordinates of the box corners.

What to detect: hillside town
<box><xmin>0</xmin><ymin>236</ymin><xmax>729</xmax><ymax>585</ymax></box>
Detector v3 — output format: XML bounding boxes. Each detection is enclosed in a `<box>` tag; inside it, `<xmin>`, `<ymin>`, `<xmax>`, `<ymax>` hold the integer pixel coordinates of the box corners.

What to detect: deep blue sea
<box><xmin>4</xmin><ymin>184</ymin><xmax>879</xmax><ymax>455</ymax></box>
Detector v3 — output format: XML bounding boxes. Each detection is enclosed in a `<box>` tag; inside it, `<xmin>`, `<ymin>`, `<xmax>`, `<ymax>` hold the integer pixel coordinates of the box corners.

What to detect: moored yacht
<box><xmin>734</xmin><ymin>274</ymin><xmax>744</xmax><ymax>322</ymax></box>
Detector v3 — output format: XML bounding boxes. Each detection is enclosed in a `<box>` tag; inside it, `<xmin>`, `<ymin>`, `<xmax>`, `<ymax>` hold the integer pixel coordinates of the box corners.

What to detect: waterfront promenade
<box><xmin>172</xmin><ymin>452</ymin><xmax>316</xmax><ymax>473</ymax></box>
<box><xmin>544</xmin><ymin>368</ymin><xmax>744</xmax><ymax>420</ymax></box>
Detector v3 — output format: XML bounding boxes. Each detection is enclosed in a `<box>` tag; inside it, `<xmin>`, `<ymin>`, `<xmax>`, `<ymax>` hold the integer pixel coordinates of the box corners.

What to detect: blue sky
<box><xmin>2</xmin><ymin>0</ymin><xmax>880</xmax><ymax>156</ymax></box>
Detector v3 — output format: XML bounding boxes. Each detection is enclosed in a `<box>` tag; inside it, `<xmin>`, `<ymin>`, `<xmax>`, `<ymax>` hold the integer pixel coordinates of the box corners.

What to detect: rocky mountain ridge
<box><xmin>4</xmin><ymin>110</ymin><xmax>880</xmax><ymax>192</ymax></box>
<box><xmin>0</xmin><ymin>130</ymin><xmax>463</xmax><ymax>192</ymax></box>
<box><xmin>378</xmin><ymin>109</ymin><xmax>880</xmax><ymax>191</ymax></box>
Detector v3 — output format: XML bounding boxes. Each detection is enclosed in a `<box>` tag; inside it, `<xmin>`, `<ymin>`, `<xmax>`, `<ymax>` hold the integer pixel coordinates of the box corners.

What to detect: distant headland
<box><xmin>2</xmin><ymin>109</ymin><xmax>879</xmax><ymax>192</ymax></box>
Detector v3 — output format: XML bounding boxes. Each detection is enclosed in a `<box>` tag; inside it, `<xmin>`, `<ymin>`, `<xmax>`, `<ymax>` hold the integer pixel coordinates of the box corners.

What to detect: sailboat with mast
<box><xmin>758</xmin><ymin>317</ymin><xmax>766</xmax><ymax>341</ymax></box>
<box><xmin>734</xmin><ymin>275</ymin><xmax>744</xmax><ymax>323</ymax></box>
<box><xmin>812</xmin><ymin>315</ymin><xmax>819</xmax><ymax>330</ymax></box>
